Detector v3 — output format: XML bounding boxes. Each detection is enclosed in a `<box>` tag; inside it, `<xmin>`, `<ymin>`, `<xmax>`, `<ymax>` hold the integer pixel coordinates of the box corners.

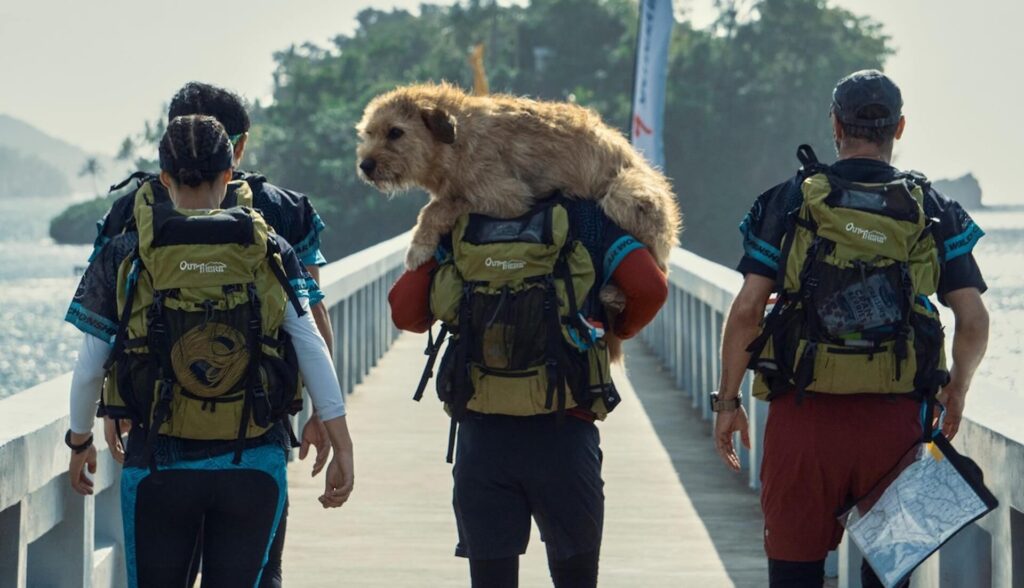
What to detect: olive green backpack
<box><xmin>100</xmin><ymin>181</ymin><xmax>304</xmax><ymax>467</ymax></box>
<box><xmin>748</xmin><ymin>146</ymin><xmax>949</xmax><ymax>400</ymax></box>
<box><xmin>418</xmin><ymin>197</ymin><xmax>620</xmax><ymax>461</ymax></box>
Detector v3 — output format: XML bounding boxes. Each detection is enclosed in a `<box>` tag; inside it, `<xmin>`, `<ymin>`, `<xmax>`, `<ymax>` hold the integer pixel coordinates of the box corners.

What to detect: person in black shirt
<box><xmin>712</xmin><ymin>70</ymin><xmax>990</xmax><ymax>588</ymax></box>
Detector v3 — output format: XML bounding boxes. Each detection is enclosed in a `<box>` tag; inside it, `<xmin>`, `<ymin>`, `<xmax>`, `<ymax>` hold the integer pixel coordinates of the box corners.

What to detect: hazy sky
<box><xmin>1</xmin><ymin>0</ymin><xmax>1019</xmax><ymax>202</ymax></box>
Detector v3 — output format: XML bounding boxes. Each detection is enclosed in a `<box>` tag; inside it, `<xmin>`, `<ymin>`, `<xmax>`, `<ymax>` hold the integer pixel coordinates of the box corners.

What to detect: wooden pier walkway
<box><xmin>282</xmin><ymin>334</ymin><xmax>766</xmax><ymax>587</ymax></box>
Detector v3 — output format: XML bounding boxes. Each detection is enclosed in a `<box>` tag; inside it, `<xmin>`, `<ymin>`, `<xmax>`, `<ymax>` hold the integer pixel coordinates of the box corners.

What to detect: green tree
<box><xmin>663</xmin><ymin>0</ymin><xmax>891</xmax><ymax>263</ymax></box>
<box><xmin>50</xmin><ymin>0</ymin><xmax>892</xmax><ymax>267</ymax></box>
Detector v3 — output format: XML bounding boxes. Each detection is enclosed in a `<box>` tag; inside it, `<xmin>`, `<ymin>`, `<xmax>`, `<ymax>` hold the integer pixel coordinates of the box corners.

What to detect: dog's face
<box><xmin>356</xmin><ymin>96</ymin><xmax>456</xmax><ymax>193</ymax></box>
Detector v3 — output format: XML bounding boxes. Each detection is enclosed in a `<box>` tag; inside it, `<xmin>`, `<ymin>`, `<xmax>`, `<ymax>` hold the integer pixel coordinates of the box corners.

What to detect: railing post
<box><xmin>26</xmin><ymin>485</ymin><xmax>94</xmax><ymax>587</ymax></box>
<box><xmin>686</xmin><ymin>293</ymin><xmax>698</xmax><ymax>407</ymax></box>
<box><xmin>0</xmin><ymin>503</ymin><xmax>26</xmax><ymax>588</ymax></box>
<box><xmin>346</xmin><ymin>296</ymin><xmax>356</xmax><ymax>393</ymax></box>
<box><xmin>697</xmin><ymin>302</ymin><xmax>709</xmax><ymax>420</ymax></box>
<box><xmin>674</xmin><ymin>289</ymin><xmax>684</xmax><ymax>390</ymax></box>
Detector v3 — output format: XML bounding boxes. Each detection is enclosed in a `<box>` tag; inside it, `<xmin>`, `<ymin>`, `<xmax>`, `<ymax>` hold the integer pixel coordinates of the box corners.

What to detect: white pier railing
<box><xmin>640</xmin><ymin>247</ymin><xmax>1024</xmax><ymax>588</ymax></box>
<box><xmin>2</xmin><ymin>233</ymin><xmax>1021</xmax><ymax>587</ymax></box>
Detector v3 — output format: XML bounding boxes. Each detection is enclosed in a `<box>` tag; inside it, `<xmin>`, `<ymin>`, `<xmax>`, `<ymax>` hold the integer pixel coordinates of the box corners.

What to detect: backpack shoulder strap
<box><xmin>265</xmin><ymin>237</ymin><xmax>307</xmax><ymax>317</ymax></box>
<box><xmin>796</xmin><ymin>144</ymin><xmax>828</xmax><ymax>178</ymax></box>
<box><xmin>104</xmin><ymin>249</ymin><xmax>142</xmax><ymax>369</ymax></box>
<box><xmin>238</xmin><ymin>170</ymin><xmax>268</xmax><ymax>189</ymax></box>
<box><xmin>108</xmin><ymin>171</ymin><xmax>157</xmax><ymax>194</ymax></box>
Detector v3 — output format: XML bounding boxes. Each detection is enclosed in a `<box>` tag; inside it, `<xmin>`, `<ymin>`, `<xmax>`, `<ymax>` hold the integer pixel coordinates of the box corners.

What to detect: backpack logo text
<box><xmin>845</xmin><ymin>222</ymin><xmax>887</xmax><ymax>244</ymax></box>
<box><xmin>485</xmin><ymin>257</ymin><xmax>527</xmax><ymax>271</ymax></box>
<box><xmin>179</xmin><ymin>260</ymin><xmax>227</xmax><ymax>274</ymax></box>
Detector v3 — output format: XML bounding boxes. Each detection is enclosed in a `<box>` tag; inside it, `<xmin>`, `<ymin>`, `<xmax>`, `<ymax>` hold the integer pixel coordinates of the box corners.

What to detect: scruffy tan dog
<box><xmin>355</xmin><ymin>82</ymin><xmax>681</xmax><ymax>273</ymax></box>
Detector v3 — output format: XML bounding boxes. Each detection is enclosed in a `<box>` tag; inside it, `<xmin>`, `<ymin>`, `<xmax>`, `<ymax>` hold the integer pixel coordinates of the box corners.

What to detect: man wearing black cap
<box><xmin>711</xmin><ymin>70</ymin><xmax>990</xmax><ymax>587</ymax></box>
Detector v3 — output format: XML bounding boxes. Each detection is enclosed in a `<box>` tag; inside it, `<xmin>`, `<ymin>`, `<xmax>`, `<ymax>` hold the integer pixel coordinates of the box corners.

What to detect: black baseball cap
<box><xmin>831</xmin><ymin>69</ymin><xmax>903</xmax><ymax>128</ymax></box>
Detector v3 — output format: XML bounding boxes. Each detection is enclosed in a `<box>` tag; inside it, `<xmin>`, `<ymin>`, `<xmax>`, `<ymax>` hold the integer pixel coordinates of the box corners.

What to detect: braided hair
<box><xmin>158</xmin><ymin>115</ymin><xmax>234</xmax><ymax>187</ymax></box>
<box><xmin>168</xmin><ymin>82</ymin><xmax>251</xmax><ymax>137</ymax></box>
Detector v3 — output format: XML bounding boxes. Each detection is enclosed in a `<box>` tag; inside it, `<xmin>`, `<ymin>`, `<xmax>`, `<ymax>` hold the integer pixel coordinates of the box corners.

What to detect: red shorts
<box><xmin>760</xmin><ymin>392</ymin><xmax>923</xmax><ymax>561</ymax></box>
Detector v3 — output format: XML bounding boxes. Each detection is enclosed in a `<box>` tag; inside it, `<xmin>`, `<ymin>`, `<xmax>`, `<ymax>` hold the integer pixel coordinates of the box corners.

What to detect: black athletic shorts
<box><xmin>453</xmin><ymin>412</ymin><xmax>604</xmax><ymax>560</ymax></box>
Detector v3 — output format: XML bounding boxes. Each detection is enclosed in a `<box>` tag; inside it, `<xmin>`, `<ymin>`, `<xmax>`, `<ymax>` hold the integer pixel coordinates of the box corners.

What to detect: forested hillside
<box><xmin>0</xmin><ymin>146</ymin><xmax>70</xmax><ymax>197</ymax></box>
<box><xmin>250</xmin><ymin>0</ymin><xmax>889</xmax><ymax>264</ymax></box>
<box><xmin>52</xmin><ymin>0</ymin><xmax>891</xmax><ymax>265</ymax></box>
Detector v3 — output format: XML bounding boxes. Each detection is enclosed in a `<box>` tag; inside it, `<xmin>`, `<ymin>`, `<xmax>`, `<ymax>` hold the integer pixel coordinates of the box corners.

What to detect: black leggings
<box><xmin>767</xmin><ymin>558</ymin><xmax>908</xmax><ymax>588</ymax></box>
<box><xmin>469</xmin><ymin>549</ymin><xmax>600</xmax><ymax>588</ymax></box>
<box><xmin>186</xmin><ymin>500</ymin><xmax>288</xmax><ymax>588</ymax></box>
<box><xmin>128</xmin><ymin>467</ymin><xmax>282</xmax><ymax>588</ymax></box>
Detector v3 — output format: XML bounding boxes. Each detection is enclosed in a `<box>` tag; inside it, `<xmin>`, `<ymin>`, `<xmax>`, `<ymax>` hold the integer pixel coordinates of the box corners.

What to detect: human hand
<box><xmin>936</xmin><ymin>384</ymin><xmax>967</xmax><ymax>440</ymax></box>
<box><xmin>300</xmin><ymin>415</ymin><xmax>331</xmax><ymax>477</ymax></box>
<box><xmin>69</xmin><ymin>441</ymin><xmax>98</xmax><ymax>496</ymax></box>
<box><xmin>103</xmin><ymin>417</ymin><xmax>130</xmax><ymax>464</ymax></box>
<box><xmin>714</xmin><ymin>406</ymin><xmax>750</xmax><ymax>472</ymax></box>
<box><xmin>599</xmin><ymin>284</ymin><xmax>626</xmax><ymax>313</ymax></box>
<box><xmin>319</xmin><ymin>446</ymin><xmax>354</xmax><ymax>509</ymax></box>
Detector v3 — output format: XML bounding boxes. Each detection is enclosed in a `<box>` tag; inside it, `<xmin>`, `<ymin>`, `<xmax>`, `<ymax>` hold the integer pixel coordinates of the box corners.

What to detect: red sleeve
<box><xmin>610</xmin><ymin>248</ymin><xmax>668</xmax><ymax>339</ymax></box>
<box><xmin>388</xmin><ymin>259</ymin><xmax>438</xmax><ymax>333</ymax></box>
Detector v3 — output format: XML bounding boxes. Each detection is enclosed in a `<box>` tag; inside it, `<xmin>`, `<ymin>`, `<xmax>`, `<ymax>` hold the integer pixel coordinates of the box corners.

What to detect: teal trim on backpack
<box><xmin>123</xmin><ymin>259</ymin><xmax>140</xmax><ymax>299</ymax></box>
<box><xmin>88</xmin><ymin>234</ymin><xmax>110</xmax><ymax>262</ymax></box>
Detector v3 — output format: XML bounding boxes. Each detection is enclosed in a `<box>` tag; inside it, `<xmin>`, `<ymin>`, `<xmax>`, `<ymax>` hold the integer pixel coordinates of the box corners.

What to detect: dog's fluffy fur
<box><xmin>356</xmin><ymin>82</ymin><xmax>681</xmax><ymax>270</ymax></box>
<box><xmin>357</xmin><ymin>83</ymin><xmax>682</xmax><ymax>360</ymax></box>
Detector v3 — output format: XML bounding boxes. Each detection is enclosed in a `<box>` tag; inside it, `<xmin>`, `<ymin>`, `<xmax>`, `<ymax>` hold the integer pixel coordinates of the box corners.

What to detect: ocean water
<box><xmin>0</xmin><ymin>195</ymin><xmax>91</xmax><ymax>397</ymax></box>
<box><xmin>0</xmin><ymin>198</ymin><xmax>1022</xmax><ymax>430</ymax></box>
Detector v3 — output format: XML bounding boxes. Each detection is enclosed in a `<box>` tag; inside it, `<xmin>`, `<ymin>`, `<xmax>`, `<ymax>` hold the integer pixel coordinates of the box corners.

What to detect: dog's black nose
<box><xmin>359</xmin><ymin>158</ymin><xmax>377</xmax><ymax>175</ymax></box>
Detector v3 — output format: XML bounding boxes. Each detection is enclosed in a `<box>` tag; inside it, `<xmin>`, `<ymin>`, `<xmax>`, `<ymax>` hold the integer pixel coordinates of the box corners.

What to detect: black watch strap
<box><xmin>64</xmin><ymin>430</ymin><xmax>94</xmax><ymax>454</ymax></box>
<box><xmin>710</xmin><ymin>392</ymin><xmax>742</xmax><ymax>412</ymax></box>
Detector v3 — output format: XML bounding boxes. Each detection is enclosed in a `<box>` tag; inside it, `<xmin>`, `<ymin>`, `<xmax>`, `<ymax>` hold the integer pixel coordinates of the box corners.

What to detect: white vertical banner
<box><xmin>630</xmin><ymin>0</ymin><xmax>674</xmax><ymax>169</ymax></box>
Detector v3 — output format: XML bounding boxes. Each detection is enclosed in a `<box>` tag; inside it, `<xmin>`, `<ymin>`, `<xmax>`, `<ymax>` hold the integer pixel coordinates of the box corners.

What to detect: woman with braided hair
<box><xmin>90</xmin><ymin>82</ymin><xmax>335</xmax><ymax>588</ymax></box>
<box><xmin>65</xmin><ymin>115</ymin><xmax>354</xmax><ymax>588</ymax></box>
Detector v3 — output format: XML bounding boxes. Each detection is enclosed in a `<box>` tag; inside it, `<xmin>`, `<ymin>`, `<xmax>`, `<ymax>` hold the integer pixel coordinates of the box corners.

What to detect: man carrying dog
<box><xmin>713</xmin><ymin>70</ymin><xmax>989</xmax><ymax>587</ymax></box>
<box><xmin>389</xmin><ymin>196</ymin><xmax>668</xmax><ymax>588</ymax></box>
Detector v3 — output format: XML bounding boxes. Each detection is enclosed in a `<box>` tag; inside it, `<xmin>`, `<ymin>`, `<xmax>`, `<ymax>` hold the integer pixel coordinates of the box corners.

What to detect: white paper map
<box><xmin>844</xmin><ymin>442</ymin><xmax>989</xmax><ymax>587</ymax></box>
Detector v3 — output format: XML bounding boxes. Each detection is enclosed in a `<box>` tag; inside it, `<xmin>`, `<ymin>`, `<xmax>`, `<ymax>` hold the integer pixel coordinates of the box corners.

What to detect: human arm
<box><xmin>300</xmin><ymin>263</ymin><xmax>333</xmax><ymax>476</ymax></box>
<box><xmin>926</xmin><ymin>191</ymin><xmax>988</xmax><ymax>439</ymax></box>
<box><xmin>937</xmin><ymin>287</ymin><xmax>989</xmax><ymax>440</ymax></box>
<box><xmin>282</xmin><ymin>301</ymin><xmax>354</xmax><ymax>507</ymax></box>
<box><xmin>68</xmin><ymin>334</ymin><xmax>110</xmax><ymax>495</ymax></box>
<box><xmin>305</xmin><ymin>264</ymin><xmax>334</xmax><ymax>353</ymax></box>
<box><xmin>713</xmin><ymin>274</ymin><xmax>774</xmax><ymax>472</ymax></box>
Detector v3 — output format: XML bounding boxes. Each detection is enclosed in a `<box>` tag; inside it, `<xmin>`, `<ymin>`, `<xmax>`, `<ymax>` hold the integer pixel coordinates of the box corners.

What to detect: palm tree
<box><xmin>78</xmin><ymin>157</ymin><xmax>103</xmax><ymax>195</ymax></box>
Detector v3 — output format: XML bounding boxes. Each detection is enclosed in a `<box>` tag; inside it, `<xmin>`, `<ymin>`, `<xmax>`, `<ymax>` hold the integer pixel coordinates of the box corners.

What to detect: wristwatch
<box><xmin>710</xmin><ymin>392</ymin><xmax>742</xmax><ymax>412</ymax></box>
<box><xmin>64</xmin><ymin>430</ymin><xmax>94</xmax><ymax>454</ymax></box>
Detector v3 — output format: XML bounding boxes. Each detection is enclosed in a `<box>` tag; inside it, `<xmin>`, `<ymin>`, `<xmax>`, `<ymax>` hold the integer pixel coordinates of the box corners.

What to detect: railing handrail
<box><xmin>318</xmin><ymin>231</ymin><xmax>410</xmax><ymax>307</ymax></box>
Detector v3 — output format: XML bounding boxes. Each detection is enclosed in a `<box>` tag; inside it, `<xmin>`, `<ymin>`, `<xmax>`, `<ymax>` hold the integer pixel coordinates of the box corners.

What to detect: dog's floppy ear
<box><xmin>421</xmin><ymin>108</ymin><xmax>457</xmax><ymax>144</ymax></box>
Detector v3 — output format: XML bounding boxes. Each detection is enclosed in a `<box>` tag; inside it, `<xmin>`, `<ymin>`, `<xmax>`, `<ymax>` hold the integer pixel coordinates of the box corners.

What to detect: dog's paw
<box><xmin>405</xmin><ymin>242</ymin><xmax>436</xmax><ymax>270</ymax></box>
<box><xmin>599</xmin><ymin>284</ymin><xmax>626</xmax><ymax>313</ymax></box>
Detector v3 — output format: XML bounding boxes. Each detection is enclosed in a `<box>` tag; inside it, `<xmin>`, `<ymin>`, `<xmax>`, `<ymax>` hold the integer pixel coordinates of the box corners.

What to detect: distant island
<box><xmin>933</xmin><ymin>173</ymin><xmax>983</xmax><ymax>209</ymax></box>
<box><xmin>0</xmin><ymin>114</ymin><xmax>116</xmax><ymax>196</ymax></box>
<box><xmin>49</xmin><ymin>192</ymin><xmax>120</xmax><ymax>245</ymax></box>
<box><xmin>0</xmin><ymin>146</ymin><xmax>70</xmax><ymax>197</ymax></box>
